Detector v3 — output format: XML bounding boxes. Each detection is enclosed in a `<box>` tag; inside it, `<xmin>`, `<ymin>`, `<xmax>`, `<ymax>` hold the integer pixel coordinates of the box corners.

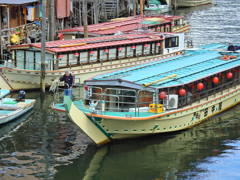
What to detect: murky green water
<box><xmin>1</xmin><ymin>0</ymin><xmax>240</xmax><ymax>179</ymax></box>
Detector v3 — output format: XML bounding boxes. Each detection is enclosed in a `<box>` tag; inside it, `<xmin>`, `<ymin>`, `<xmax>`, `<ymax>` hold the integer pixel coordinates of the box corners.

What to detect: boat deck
<box><xmin>93</xmin><ymin>43</ymin><xmax>239</xmax><ymax>88</ymax></box>
<box><xmin>71</xmin><ymin>82</ymin><xmax>239</xmax><ymax>119</ymax></box>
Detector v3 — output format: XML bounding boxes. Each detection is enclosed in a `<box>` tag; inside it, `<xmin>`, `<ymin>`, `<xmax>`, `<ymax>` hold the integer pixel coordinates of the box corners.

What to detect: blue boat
<box><xmin>0</xmin><ymin>98</ymin><xmax>36</xmax><ymax>125</ymax></box>
<box><xmin>0</xmin><ymin>89</ymin><xmax>10</xmax><ymax>98</ymax></box>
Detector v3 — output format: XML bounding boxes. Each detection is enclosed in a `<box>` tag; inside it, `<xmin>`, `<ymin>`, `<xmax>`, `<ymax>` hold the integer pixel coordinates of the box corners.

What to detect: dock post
<box><xmin>41</xmin><ymin>0</ymin><xmax>47</xmax><ymax>92</ymax></box>
<box><xmin>174</xmin><ymin>0</ymin><xmax>177</xmax><ymax>10</ymax></box>
<box><xmin>0</xmin><ymin>7</ymin><xmax>2</xmax><ymax>60</ymax></box>
<box><xmin>140</xmin><ymin>0</ymin><xmax>144</xmax><ymax>16</ymax></box>
<box><xmin>83</xmin><ymin>0</ymin><xmax>88</xmax><ymax>38</ymax></box>
<box><xmin>133</xmin><ymin>0</ymin><xmax>137</xmax><ymax>16</ymax></box>
<box><xmin>48</xmin><ymin>0</ymin><xmax>55</xmax><ymax>41</ymax></box>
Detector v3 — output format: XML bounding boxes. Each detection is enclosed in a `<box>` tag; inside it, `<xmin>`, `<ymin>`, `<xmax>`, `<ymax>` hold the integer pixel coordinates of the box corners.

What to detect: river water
<box><xmin>1</xmin><ymin>0</ymin><xmax>240</xmax><ymax>179</ymax></box>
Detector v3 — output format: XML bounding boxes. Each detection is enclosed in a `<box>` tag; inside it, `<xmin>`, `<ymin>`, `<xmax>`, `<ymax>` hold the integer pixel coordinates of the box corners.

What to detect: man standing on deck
<box><xmin>59</xmin><ymin>71</ymin><xmax>74</xmax><ymax>96</ymax></box>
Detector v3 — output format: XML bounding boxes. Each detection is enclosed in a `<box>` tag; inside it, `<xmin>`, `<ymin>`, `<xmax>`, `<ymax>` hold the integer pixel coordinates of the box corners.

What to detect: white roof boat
<box><xmin>0</xmin><ymin>98</ymin><xmax>36</xmax><ymax>125</ymax></box>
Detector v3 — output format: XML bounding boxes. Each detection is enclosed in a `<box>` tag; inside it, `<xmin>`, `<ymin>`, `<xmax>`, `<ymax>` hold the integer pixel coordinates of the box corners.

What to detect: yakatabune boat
<box><xmin>63</xmin><ymin>43</ymin><xmax>240</xmax><ymax>145</ymax></box>
<box><xmin>0</xmin><ymin>32</ymin><xmax>184</xmax><ymax>91</ymax></box>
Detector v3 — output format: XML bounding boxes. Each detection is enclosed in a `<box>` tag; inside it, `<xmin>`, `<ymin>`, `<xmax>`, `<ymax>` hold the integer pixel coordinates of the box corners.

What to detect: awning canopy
<box><xmin>0</xmin><ymin>0</ymin><xmax>38</xmax><ymax>5</ymax></box>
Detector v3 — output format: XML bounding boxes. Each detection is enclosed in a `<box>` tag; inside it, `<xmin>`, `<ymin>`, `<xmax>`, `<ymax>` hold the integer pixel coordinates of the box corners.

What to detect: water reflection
<box><xmin>54</xmin><ymin>104</ymin><xmax>240</xmax><ymax>180</ymax></box>
<box><xmin>0</xmin><ymin>92</ymin><xmax>91</xmax><ymax>180</ymax></box>
<box><xmin>1</xmin><ymin>0</ymin><xmax>240</xmax><ymax>179</ymax></box>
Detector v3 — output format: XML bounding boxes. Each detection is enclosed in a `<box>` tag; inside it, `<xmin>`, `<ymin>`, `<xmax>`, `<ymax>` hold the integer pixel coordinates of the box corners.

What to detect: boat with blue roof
<box><xmin>63</xmin><ymin>43</ymin><xmax>240</xmax><ymax>145</ymax></box>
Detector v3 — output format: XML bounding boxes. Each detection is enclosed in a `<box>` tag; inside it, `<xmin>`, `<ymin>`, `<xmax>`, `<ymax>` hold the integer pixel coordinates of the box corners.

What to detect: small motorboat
<box><xmin>0</xmin><ymin>91</ymin><xmax>35</xmax><ymax>125</ymax></box>
<box><xmin>0</xmin><ymin>89</ymin><xmax>10</xmax><ymax>98</ymax></box>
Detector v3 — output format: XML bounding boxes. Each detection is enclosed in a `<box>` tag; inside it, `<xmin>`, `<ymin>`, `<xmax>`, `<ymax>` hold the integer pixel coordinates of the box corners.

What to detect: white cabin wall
<box><xmin>163</xmin><ymin>33</ymin><xmax>185</xmax><ymax>54</ymax></box>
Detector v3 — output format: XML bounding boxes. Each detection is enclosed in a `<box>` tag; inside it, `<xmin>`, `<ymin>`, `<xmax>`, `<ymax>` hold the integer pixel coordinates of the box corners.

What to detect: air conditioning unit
<box><xmin>164</xmin><ymin>94</ymin><xmax>178</xmax><ymax>110</ymax></box>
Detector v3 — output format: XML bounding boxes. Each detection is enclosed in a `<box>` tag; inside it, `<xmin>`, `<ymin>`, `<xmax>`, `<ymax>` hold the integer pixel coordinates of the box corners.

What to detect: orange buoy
<box><xmin>220</xmin><ymin>55</ymin><xmax>230</xmax><ymax>60</ymax></box>
<box><xmin>229</xmin><ymin>56</ymin><xmax>237</xmax><ymax>59</ymax></box>
<box><xmin>212</xmin><ymin>77</ymin><xmax>219</xmax><ymax>84</ymax></box>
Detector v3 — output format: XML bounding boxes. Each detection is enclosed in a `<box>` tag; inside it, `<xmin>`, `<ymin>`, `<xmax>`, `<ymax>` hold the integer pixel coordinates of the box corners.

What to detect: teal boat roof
<box><xmin>91</xmin><ymin>43</ymin><xmax>240</xmax><ymax>89</ymax></box>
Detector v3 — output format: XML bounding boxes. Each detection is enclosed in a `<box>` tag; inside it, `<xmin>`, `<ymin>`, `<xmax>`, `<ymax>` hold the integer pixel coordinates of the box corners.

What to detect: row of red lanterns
<box><xmin>159</xmin><ymin>72</ymin><xmax>233</xmax><ymax>99</ymax></box>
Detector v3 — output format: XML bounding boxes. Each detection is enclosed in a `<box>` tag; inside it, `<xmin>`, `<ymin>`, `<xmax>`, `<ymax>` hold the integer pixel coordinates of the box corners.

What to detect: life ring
<box><xmin>220</xmin><ymin>55</ymin><xmax>230</xmax><ymax>60</ymax></box>
<box><xmin>229</xmin><ymin>55</ymin><xmax>237</xmax><ymax>59</ymax></box>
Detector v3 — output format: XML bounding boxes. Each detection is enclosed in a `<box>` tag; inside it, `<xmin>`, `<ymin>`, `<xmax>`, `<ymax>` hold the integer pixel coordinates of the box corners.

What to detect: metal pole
<box><xmin>174</xmin><ymin>0</ymin><xmax>177</xmax><ymax>10</ymax></box>
<box><xmin>41</xmin><ymin>0</ymin><xmax>47</xmax><ymax>92</ymax></box>
<box><xmin>79</xmin><ymin>0</ymin><xmax>82</xmax><ymax>26</ymax></box>
<box><xmin>48</xmin><ymin>0</ymin><xmax>55</xmax><ymax>41</ymax></box>
<box><xmin>0</xmin><ymin>7</ymin><xmax>2</xmax><ymax>60</ymax></box>
<box><xmin>116</xmin><ymin>0</ymin><xmax>119</xmax><ymax>17</ymax></box>
<box><xmin>83</xmin><ymin>0</ymin><xmax>88</xmax><ymax>38</ymax></box>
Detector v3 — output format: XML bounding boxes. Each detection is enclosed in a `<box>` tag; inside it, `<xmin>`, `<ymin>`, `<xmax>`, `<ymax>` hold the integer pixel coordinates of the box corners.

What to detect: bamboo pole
<box><xmin>140</xmin><ymin>0</ymin><xmax>144</xmax><ymax>17</ymax></box>
<box><xmin>83</xmin><ymin>0</ymin><xmax>88</xmax><ymax>38</ymax></box>
<box><xmin>143</xmin><ymin>74</ymin><xmax>177</xmax><ymax>87</ymax></box>
<box><xmin>41</xmin><ymin>0</ymin><xmax>47</xmax><ymax>92</ymax></box>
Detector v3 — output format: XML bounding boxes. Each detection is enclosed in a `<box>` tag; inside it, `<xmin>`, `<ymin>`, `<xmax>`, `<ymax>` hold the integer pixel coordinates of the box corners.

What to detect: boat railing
<box><xmin>178</xmin><ymin>76</ymin><xmax>240</xmax><ymax>108</ymax></box>
<box><xmin>84</xmin><ymin>87</ymin><xmax>154</xmax><ymax>116</ymax></box>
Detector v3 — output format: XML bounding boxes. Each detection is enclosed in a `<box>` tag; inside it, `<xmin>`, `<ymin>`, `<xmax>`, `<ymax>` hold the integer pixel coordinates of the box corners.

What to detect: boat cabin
<box><xmin>59</xmin><ymin>15</ymin><xmax>188</xmax><ymax>40</ymax></box>
<box><xmin>7</xmin><ymin>32</ymin><xmax>184</xmax><ymax>71</ymax></box>
<box><xmin>83</xmin><ymin>43</ymin><xmax>240</xmax><ymax>114</ymax></box>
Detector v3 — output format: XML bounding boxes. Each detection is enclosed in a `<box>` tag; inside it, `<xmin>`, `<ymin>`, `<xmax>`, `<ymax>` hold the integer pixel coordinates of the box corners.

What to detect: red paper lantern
<box><xmin>212</xmin><ymin>77</ymin><xmax>219</xmax><ymax>84</ymax></box>
<box><xmin>89</xmin><ymin>51</ymin><xmax>94</xmax><ymax>54</ymax></box>
<box><xmin>156</xmin><ymin>42</ymin><xmax>161</xmax><ymax>46</ymax></box>
<box><xmin>118</xmin><ymin>47</ymin><xmax>123</xmax><ymax>51</ymax></box>
<box><xmin>84</xmin><ymin>86</ymin><xmax>88</xmax><ymax>91</ymax></box>
<box><xmin>144</xmin><ymin>44</ymin><xmax>149</xmax><ymax>47</ymax></box>
<box><xmin>159</xmin><ymin>91</ymin><xmax>166</xmax><ymax>99</ymax></box>
<box><xmin>226</xmin><ymin>72</ymin><xmax>233</xmax><ymax>79</ymax></box>
<box><xmin>178</xmin><ymin>88</ymin><xmax>186</xmax><ymax>96</ymax></box>
<box><xmin>197</xmin><ymin>82</ymin><xmax>204</xmax><ymax>91</ymax></box>
<box><xmin>131</xmin><ymin>46</ymin><xmax>136</xmax><ymax>49</ymax></box>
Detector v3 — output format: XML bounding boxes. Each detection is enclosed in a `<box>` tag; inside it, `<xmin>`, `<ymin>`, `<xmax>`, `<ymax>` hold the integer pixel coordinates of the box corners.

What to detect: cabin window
<box><xmin>109</xmin><ymin>48</ymin><xmax>117</xmax><ymax>60</ymax></box>
<box><xmin>118</xmin><ymin>47</ymin><xmax>126</xmax><ymax>59</ymax></box>
<box><xmin>80</xmin><ymin>51</ymin><xmax>88</xmax><ymax>63</ymax></box>
<box><xmin>16</xmin><ymin>50</ymin><xmax>25</xmax><ymax>69</ymax></box>
<box><xmin>126</xmin><ymin>46</ymin><xmax>135</xmax><ymax>57</ymax></box>
<box><xmin>69</xmin><ymin>54</ymin><xmax>78</xmax><ymax>66</ymax></box>
<box><xmin>165</xmin><ymin>37</ymin><xmax>179</xmax><ymax>48</ymax></box>
<box><xmin>99</xmin><ymin>49</ymin><xmax>108</xmax><ymax>61</ymax></box>
<box><xmin>58</xmin><ymin>54</ymin><xmax>68</xmax><ymax>67</ymax></box>
<box><xmin>89</xmin><ymin>50</ymin><xmax>98</xmax><ymax>62</ymax></box>
<box><xmin>136</xmin><ymin>45</ymin><xmax>143</xmax><ymax>56</ymax></box>
<box><xmin>143</xmin><ymin>44</ymin><xmax>151</xmax><ymax>55</ymax></box>
<box><xmin>35</xmin><ymin>52</ymin><xmax>41</xmax><ymax>70</ymax></box>
<box><xmin>26</xmin><ymin>51</ymin><xmax>34</xmax><ymax>70</ymax></box>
